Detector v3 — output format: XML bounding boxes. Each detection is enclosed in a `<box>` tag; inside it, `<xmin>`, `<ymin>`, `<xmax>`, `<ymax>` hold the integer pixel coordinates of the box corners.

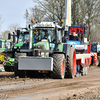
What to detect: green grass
<box><xmin>90</xmin><ymin>66</ymin><xmax>100</xmax><ymax>68</ymax></box>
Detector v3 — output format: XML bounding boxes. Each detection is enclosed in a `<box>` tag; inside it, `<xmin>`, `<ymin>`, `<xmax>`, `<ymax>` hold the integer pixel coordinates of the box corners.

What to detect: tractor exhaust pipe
<box><xmin>29</xmin><ymin>27</ymin><xmax>32</xmax><ymax>49</ymax></box>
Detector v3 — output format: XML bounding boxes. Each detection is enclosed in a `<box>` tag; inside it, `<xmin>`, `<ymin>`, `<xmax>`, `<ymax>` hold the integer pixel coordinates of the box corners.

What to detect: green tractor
<box><xmin>0</xmin><ymin>39</ymin><xmax>11</xmax><ymax>63</ymax></box>
<box><xmin>3</xmin><ymin>29</ymin><xmax>30</xmax><ymax>71</ymax></box>
<box><xmin>13</xmin><ymin>22</ymin><xmax>76</xmax><ymax>79</ymax></box>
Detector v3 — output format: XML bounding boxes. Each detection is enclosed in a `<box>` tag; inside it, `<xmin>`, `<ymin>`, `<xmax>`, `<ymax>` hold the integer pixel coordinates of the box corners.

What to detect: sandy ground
<box><xmin>0</xmin><ymin>65</ymin><xmax>100</xmax><ymax>100</ymax></box>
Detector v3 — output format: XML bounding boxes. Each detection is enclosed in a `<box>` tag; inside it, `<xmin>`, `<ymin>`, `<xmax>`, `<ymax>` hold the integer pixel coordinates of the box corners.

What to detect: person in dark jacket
<box><xmin>43</xmin><ymin>30</ymin><xmax>51</xmax><ymax>42</ymax></box>
<box><xmin>70</xmin><ymin>32</ymin><xmax>79</xmax><ymax>40</ymax></box>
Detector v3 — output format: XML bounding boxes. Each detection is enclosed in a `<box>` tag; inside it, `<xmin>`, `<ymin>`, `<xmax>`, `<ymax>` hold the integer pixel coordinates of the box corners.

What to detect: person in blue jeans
<box><xmin>43</xmin><ymin>30</ymin><xmax>51</xmax><ymax>42</ymax></box>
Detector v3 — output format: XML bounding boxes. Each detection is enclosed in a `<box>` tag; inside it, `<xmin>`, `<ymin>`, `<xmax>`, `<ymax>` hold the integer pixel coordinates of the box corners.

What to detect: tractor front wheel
<box><xmin>51</xmin><ymin>54</ymin><xmax>65</xmax><ymax>79</ymax></box>
<box><xmin>14</xmin><ymin>53</ymin><xmax>26</xmax><ymax>78</ymax></box>
<box><xmin>4</xmin><ymin>66</ymin><xmax>14</xmax><ymax>72</ymax></box>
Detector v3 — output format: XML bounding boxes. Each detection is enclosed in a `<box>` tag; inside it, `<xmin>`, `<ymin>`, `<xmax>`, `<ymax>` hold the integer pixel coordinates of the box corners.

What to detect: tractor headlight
<box><xmin>14</xmin><ymin>47</ymin><xmax>17</xmax><ymax>49</ymax></box>
<box><xmin>41</xmin><ymin>52</ymin><xmax>44</xmax><ymax>55</ymax></box>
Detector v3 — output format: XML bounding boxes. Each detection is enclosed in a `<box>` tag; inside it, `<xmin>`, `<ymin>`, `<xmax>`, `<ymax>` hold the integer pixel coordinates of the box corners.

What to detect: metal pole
<box><xmin>26</xmin><ymin>15</ymin><xmax>27</xmax><ymax>28</ymax></box>
<box><xmin>29</xmin><ymin>27</ymin><xmax>32</xmax><ymax>49</ymax></box>
<box><xmin>65</xmin><ymin>0</ymin><xmax>71</xmax><ymax>31</ymax></box>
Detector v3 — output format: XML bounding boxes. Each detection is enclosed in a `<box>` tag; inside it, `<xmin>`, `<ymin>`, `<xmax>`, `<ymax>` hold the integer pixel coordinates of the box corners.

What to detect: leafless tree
<box><xmin>0</xmin><ymin>14</ymin><xmax>3</xmax><ymax>32</ymax></box>
<box><xmin>1</xmin><ymin>30</ymin><xmax>10</xmax><ymax>40</ymax></box>
<box><xmin>32</xmin><ymin>0</ymin><xmax>65</xmax><ymax>26</ymax></box>
<box><xmin>8</xmin><ymin>23</ymin><xmax>20</xmax><ymax>33</ymax></box>
<box><xmin>31</xmin><ymin>0</ymin><xmax>100</xmax><ymax>41</ymax></box>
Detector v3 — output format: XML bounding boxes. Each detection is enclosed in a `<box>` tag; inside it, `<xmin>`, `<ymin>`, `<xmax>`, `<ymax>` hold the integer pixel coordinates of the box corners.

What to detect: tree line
<box><xmin>29</xmin><ymin>0</ymin><xmax>100</xmax><ymax>42</ymax></box>
<box><xmin>1</xmin><ymin>0</ymin><xmax>100</xmax><ymax>42</ymax></box>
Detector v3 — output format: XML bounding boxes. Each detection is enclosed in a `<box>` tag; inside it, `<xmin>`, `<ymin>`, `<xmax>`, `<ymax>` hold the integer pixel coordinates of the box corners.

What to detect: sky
<box><xmin>0</xmin><ymin>0</ymin><xmax>34</xmax><ymax>33</ymax></box>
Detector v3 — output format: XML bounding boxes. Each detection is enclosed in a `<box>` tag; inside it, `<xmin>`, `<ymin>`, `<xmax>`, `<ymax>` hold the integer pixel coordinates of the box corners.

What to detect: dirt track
<box><xmin>0</xmin><ymin>66</ymin><xmax>100</xmax><ymax>100</ymax></box>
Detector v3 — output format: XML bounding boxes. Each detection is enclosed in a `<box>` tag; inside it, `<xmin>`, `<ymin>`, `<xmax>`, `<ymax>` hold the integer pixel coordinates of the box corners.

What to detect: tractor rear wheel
<box><xmin>14</xmin><ymin>53</ymin><xmax>26</xmax><ymax>78</ymax></box>
<box><xmin>67</xmin><ymin>47</ymin><xmax>76</xmax><ymax>78</ymax></box>
<box><xmin>51</xmin><ymin>54</ymin><xmax>65</xmax><ymax>79</ymax></box>
<box><xmin>4</xmin><ymin>66</ymin><xmax>14</xmax><ymax>72</ymax></box>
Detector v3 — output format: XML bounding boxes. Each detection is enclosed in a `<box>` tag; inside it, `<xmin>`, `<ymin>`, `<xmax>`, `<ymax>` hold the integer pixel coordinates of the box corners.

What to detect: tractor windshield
<box><xmin>33</xmin><ymin>28</ymin><xmax>55</xmax><ymax>43</ymax></box>
<box><xmin>18</xmin><ymin>32</ymin><xmax>29</xmax><ymax>43</ymax></box>
<box><xmin>0</xmin><ymin>41</ymin><xmax>11</xmax><ymax>49</ymax></box>
<box><xmin>5</xmin><ymin>41</ymin><xmax>11</xmax><ymax>49</ymax></box>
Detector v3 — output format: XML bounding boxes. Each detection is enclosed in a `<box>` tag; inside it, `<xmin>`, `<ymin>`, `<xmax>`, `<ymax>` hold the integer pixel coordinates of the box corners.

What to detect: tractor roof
<box><xmin>0</xmin><ymin>40</ymin><xmax>11</xmax><ymax>42</ymax></box>
<box><xmin>33</xmin><ymin>22</ymin><xmax>61</xmax><ymax>29</ymax></box>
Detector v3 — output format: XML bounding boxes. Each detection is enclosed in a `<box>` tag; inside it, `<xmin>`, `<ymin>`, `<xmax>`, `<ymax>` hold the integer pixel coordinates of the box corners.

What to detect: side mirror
<box><xmin>8</xmin><ymin>33</ymin><xmax>11</xmax><ymax>39</ymax></box>
<box><xmin>13</xmin><ymin>32</ymin><xmax>15</xmax><ymax>43</ymax></box>
<box><xmin>17</xmin><ymin>30</ymin><xmax>20</xmax><ymax>38</ymax></box>
<box><xmin>28</xmin><ymin>24</ymin><xmax>30</xmax><ymax>29</ymax></box>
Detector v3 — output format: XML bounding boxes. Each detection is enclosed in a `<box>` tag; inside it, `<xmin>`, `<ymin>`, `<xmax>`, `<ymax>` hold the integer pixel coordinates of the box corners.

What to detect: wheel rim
<box><xmin>86</xmin><ymin>60</ymin><xmax>89</xmax><ymax>74</ymax></box>
<box><xmin>62</xmin><ymin>60</ymin><xmax>64</xmax><ymax>75</ymax></box>
<box><xmin>73</xmin><ymin>51</ymin><xmax>76</xmax><ymax>75</ymax></box>
<box><xmin>84</xmin><ymin>63</ymin><xmax>86</xmax><ymax>75</ymax></box>
<box><xmin>96</xmin><ymin>58</ymin><xmax>99</xmax><ymax>66</ymax></box>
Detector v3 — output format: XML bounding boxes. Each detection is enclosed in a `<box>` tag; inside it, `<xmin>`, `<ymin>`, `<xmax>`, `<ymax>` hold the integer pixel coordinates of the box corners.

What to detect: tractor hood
<box><xmin>14</xmin><ymin>43</ymin><xmax>24</xmax><ymax>47</ymax></box>
<box><xmin>0</xmin><ymin>48</ymin><xmax>7</xmax><ymax>50</ymax></box>
<box><xmin>35</xmin><ymin>41</ymin><xmax>49</xmax><ymax>50</ymax></box>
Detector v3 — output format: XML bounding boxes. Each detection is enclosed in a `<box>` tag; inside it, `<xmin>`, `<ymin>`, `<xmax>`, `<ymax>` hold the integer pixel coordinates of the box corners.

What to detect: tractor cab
<box><xmin>14</xmin><ymin>29</ymin><xmax>30</xmax><ymax>50</ymax></box>
<box><xmin>91</xmin><ymin>42</ymin><xmax>100</xmax><ymax>56</ymax></box>
<box><xmin>31</xmin><ymin>22</ymin><xmax>62</xmax><ymax>53</ymax></box>
<box><xmin>18</xmin><ymin>31</ymin><xmax>30</xmax><ymax>43</ymax></box>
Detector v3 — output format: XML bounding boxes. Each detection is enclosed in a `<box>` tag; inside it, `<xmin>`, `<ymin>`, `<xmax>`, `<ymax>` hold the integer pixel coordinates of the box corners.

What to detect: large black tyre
<box><xmin>4</xmin><ymin>53</ymin><xmax>14</xmax><ymax>72</ymax></box>
<box><xmin>51</xmin><ymin>54</ymin><xmax>65</xmax><ymax>79</ymax></box>
<box><xmin>14</xmin><ymin>53</ymin><xmax>26</xmax><ymax>78</ymax></box>
<box><xmin>4</xmin><ymin>66</ymin><xmax>14</xmax><ymax>72</ymax></box>
<box><xmin>66</xmin><ymin>47</ymin><xmax>76</xmax><ymax>78</ymax></box>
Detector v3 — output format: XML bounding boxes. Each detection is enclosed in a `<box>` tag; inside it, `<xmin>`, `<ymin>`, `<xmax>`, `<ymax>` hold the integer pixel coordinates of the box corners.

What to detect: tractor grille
<box><xmin>34</xmin><ymin>45</ymin><xmax>45</xmax><ymax>50</ymax></box>
<box><xmin>34</xmin><ymin>45</ymin><xmax>45</xmax><ymax>56</ymax></box>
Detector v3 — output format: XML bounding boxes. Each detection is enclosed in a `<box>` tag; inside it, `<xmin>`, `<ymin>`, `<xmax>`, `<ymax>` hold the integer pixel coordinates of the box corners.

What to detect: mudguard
<box><xmin>63</xmin><ymin>43</ymin><xmax>71</xmax><ymax>56</ymax></box>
